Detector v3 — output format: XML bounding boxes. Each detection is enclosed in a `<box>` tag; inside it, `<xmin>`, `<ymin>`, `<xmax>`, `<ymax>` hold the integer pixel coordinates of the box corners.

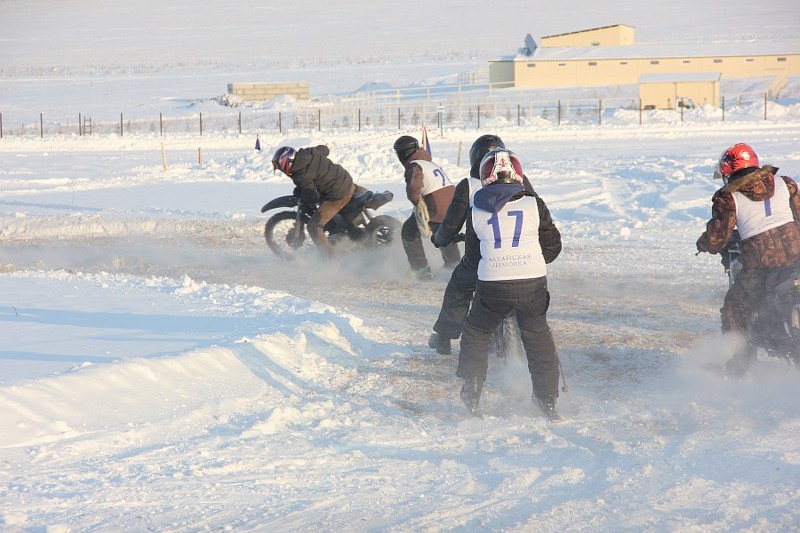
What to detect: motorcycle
<box><xmin>261</xmin><ymin>189</ymin><xmax>401</xmax><ymax>259</ymax></box>
<box><xmin>723</xmin><ymin>230</ymin><xmax>800</xmax><ymax>368</ymax></box>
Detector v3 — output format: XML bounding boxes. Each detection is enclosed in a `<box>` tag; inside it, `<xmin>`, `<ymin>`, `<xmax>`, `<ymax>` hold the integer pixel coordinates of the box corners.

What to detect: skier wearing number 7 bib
<box><xmin>456</xmin><ymin>148</ymin><xmax>563</xmax><ymax>420</ymax></box>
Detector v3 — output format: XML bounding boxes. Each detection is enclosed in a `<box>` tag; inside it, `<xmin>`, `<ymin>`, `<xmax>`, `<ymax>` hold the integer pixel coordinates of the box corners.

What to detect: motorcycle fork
<box><xmin>293</xmin><ymin>211</ymin><xmax>305</xmax><ymax>240</ymax></box>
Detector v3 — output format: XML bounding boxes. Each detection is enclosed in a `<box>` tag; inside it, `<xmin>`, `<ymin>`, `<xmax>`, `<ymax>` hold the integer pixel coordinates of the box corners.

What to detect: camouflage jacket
<box><xmin>697</xmin><ymin>165</ymin><xmax>800</xmax><ymax>270</ymax></box>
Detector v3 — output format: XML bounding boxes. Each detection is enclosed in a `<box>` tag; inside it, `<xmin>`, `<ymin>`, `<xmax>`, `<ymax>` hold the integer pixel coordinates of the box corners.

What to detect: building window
<box><xmin>746</xmin><ymin>58</ymin><xmax>754</xmax><ymax>62</ymax></box>
<box><xmin>588</xmin><ymin>62</ymin><xmax>597</xmax><ymax>66</ymax></box>
<box><xmin>650</xmin><ymin>60</ymin><xmax>660</xmax><ymax>65</ymax></box>
<box><xmin>558</xmin><ymin>63</ymin><xmax>566</xmax><ymax>67</ymax></box>
<box><xmin>619</xmin><ymin>61</ymin><xmax>628</xmax><ymax>65</ymax></box>
<box><xmin>527</xmin><ymin>63</ymin><xmax>536</xmax><ymax>68</ymax></box>
<box><xmin>713</xmin><ymin>59</ymin><xmax>723</xmax><ymax>63</ymax></box>
<box><xmin>682</xmin><ymin>60</ymin><xmax>691</xmax><ymax>64</ymax></box>
<box><xmin>777</xmin><ymin>57</ymin><xmax>787</xmax><ymax>62</ymax></box>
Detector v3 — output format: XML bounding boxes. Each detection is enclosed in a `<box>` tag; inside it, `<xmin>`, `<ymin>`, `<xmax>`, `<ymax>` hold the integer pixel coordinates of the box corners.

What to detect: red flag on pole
<box><xmin>421</xmin><ymin>125</ymin><xmax>431</xmax><ymax>156</ymax></box>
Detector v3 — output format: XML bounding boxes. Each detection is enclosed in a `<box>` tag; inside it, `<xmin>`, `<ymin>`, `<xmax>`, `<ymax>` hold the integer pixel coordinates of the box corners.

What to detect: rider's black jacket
<box><xmin>289</xmin><ymin>145</ymin><xmax>354</xmax><ymax>207</ymax></box>
<box><xmin>432</xmin><ymin>175</ymin><xmax>562</xmax><ymax>266</ymax></box>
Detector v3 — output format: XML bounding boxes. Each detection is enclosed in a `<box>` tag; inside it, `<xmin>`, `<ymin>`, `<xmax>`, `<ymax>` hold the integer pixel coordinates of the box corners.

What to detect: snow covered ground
<box><xmin>2</xmin><ymin>1</ymin><xmax>800</xmax><ymax>531</ymax></box>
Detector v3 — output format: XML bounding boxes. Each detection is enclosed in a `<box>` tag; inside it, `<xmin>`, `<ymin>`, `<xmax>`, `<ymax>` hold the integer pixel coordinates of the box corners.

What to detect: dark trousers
<box><xmin>308</xmin><ymin>184</ymin><xmax>366</xmax><ymax>255</ymax></box>
<box><xmin>457</xmin><ymin>277</ymin><xmax>560</xmax><ymax>401</ymax></box>
<box><xmin>721</xmin><ymin>268</ymin><xmax>766</xmax><ymax>332</ymax></box>
<box><xmin>432</xmin><ymin>256</ymin><xmax>477</xmax><ymax>339</ymax></box>
<box><xmin>401</xmin><ymin>215</ymin><xmax>461</xmax><ymax>271</ymax></box>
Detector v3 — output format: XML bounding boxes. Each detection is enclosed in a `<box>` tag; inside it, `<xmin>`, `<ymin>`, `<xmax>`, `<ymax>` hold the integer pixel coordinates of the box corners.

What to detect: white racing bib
<box><xmin>471</xmin><ymin>195</ymin><xmax>547</xmax><ymax>281</ymax></box>
<box><xmin>733</xmin><ymin>177</ymin><xmax>794</xmax><ymax>240</ymax></box>
<box><xmin>409</xmin><ymin>159</ymin><xmax>453</xmax><ymax>196</ymax></box>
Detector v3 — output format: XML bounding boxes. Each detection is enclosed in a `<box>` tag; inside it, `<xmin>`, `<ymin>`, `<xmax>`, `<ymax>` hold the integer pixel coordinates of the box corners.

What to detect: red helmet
<box><xmin>714</xmin><ymin>143</ymin><xmax>759</xmax><ymax>182</ymax></box>
<box><xmin>272</xmin><ymin>146</ymin><xmax>297</xmax><ymax>176</ymax></box>
<box><xmin>479</xmin><ymin>148</ymin><xmax>524</xmax><ymax>186</ymax></box>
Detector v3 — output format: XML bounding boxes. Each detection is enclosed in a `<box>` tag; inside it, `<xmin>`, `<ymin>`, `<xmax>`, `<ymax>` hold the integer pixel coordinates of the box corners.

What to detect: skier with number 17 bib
<box><xmin>456</xmin><ymin>148</ymin><xmax>563</xmax><ymax>420</ymax></box>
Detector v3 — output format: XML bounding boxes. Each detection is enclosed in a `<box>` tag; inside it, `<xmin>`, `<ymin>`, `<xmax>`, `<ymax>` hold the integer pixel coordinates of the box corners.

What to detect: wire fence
<box><xmin>0</xmin><ymin>88</ymin><xmax>784</xmax><ymax>139</ymax></box>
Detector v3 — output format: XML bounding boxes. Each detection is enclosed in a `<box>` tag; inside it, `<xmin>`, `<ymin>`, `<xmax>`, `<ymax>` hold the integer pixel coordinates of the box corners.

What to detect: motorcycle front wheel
<box><xmin>264</xmin><ymin>211</ymin><xmax>314</xmax><ymax>259</ymax></box>
<box><xmin>364</xmin><ymin>215</ymin><xmax>401</xmax><ymax>248</ymax></box>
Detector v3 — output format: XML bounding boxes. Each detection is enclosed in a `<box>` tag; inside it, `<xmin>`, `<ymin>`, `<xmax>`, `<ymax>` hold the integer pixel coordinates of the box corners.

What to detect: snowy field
<box><xmin>2</xmin><ymin>1</ymin><xmax>800</xmax><ymax>531</ymax></box>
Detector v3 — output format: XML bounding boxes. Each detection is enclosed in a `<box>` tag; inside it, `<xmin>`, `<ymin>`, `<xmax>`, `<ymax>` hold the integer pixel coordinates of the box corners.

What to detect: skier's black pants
<box><xmin>457</xmin><ymin>277</ymin><xmax>559</xmax><ymax>401</ymax></box>
<box><xmin>401</xmin><ymin>216</ymin><xmax>460</xmax><ymax>271</ymax></box>
<box><xmin>432</xmin><ymin>256</ymin><xmax>477</xmax><ymax>339</ymax></box>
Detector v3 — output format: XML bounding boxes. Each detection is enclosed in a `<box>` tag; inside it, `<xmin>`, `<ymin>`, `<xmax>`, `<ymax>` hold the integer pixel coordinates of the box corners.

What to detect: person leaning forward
<box><xmin>272</xmin><ymin>145</ymin><xmax>367</xmax><ymax>256</ymax></box>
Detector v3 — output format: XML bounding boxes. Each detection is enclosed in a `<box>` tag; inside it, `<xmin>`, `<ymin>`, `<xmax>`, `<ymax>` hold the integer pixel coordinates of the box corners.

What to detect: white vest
<box><xmin>733</xmin><ymin>177</ymin><xmax>794</xmax><ymax>240</ymax></box>
<box><xmin>466</xmin><ymin>176</ymin><xmax>482</xmax><ymax>202</ymax></box>
<box><xmin>409</xmin><ymin>160</ymin><xmax>453</xmax><ymax>196</ymax></box>
<box><xmin>470</xmin><ymin>194</ymin><xmax>547</xmax><ymax>281</ymax></box>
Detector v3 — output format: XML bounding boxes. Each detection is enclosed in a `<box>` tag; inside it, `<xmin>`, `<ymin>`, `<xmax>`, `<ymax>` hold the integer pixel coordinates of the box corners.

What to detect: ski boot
<box><xmin>427</xmin><ymin>332</ymin><xmax>452</xmax><ymax>355</ymax></box>
<box><xmin>460</xmin><ymin>376</ymin><xmax>484</xmax><ymax>417</ymax></box>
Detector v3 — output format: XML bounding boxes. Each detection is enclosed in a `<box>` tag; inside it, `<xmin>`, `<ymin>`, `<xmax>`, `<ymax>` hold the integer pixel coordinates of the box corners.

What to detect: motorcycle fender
<box><xmin>261</xmin><ymin>195</ymin><xmax>298</xmax><ymax>213</ymax></box>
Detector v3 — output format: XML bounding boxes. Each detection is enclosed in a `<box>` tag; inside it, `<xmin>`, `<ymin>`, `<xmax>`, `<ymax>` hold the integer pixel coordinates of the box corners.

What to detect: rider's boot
<box><xmin>427</xmin><ymin>332</ymin><xmax>452</xmax><ymax>355</ymax></box>
<box><xmin>460</xmin><ymin>376</ymin><xmax>484</xmax><ymax>417</ymax></box>
<box><xmin>415</xmin><ymin>266</ymin><xmax>433</xmax><ymax>281</ymax></box>
<box><xmin>725</xmin><ymin>340</ymin><xmax>757</xmax><ymax>378</ymax></box>
<box><xmin>535</xmin><ymin>395</ymin><xmax>563</xmax><ymax>422</ymax></box>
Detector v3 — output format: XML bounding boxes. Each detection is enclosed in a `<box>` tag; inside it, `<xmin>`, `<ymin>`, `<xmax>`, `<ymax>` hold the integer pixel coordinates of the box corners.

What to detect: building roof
<box><xmin>494</xmin><ymin>40</ymin><xmax>800</xmax><ymax>62</ymax></box>
<box><xmin>542</xmin><ymin>24</ymin><xmax>634</xmax><ymax>40</ymax></box>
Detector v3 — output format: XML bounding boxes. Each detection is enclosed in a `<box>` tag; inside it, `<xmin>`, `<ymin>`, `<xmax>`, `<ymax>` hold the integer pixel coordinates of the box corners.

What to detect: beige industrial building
<box><xmin>489</xmin><ymin>25</ymin><xmax>800</xmax><ymax>109</ymax></box>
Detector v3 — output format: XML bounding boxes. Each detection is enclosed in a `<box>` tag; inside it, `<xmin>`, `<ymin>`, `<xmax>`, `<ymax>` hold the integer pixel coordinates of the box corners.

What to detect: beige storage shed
<box><xmin>639</xmin><ymin>72</ymin><xmax>720</xmax><ymax>110</ymax></box>
<box><xmin>228</xmin><ymin>82</ymin><xmax>309</xmax><ymax>102</ymax></box>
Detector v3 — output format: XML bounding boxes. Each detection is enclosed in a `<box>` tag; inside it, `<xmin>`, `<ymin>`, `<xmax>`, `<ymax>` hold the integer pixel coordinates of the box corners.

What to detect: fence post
<box><xmin>358</xmin><ymin>108</ymin><xmax>361</xmax><ymax>132</ymax></box>
<box><xmin>517</xmin><ymin>104</ymin><xmax>521</xmax><ymax>127</ymax></box>
<box><xmin>477</xmin><ymin>104</ymin><xmax>480</xmax><ymax>129</ymax></box>
<box><xmin>79</xmin><ymin>113</ymin><xmax>82</xmax><ymax>136</ymax></box>
<box><xmin>639</xmin><ymin>99</ymin><xmax>642</xmax><ymax>125</ymax></box>
<box><xmin>318</xmin><ymin>109</ymin><xmax>321</xmax><ymax>132</ymax></box>
<box><xmin>199</xmin><ymin>113</ymin><xmax>203</xmax><ymax>136</ymax></box>
<box><xmin>279</xmin><ymin>112</ymin><xmax>282</xmax><ymax>133</ymax></box>
<box><xmin>764</xmin><ymin>92</ymin><xmax>768</xmax><ymax>120</ymax></box>
<box><xmin>0</xmin><ymin>113</ymin><xmax>3</xmax><ymax>138</ymax></box>
<box><xmin>558</xmin><ymin>101</ymin><xmax>562</xmax><ymax>126</ymax></box>
<box><xmin>160</xmin><ymin>113</ymin><xmax>163</xmax><ymax>136</ymax></box>
<box><xmin>598</xmin><ymin>99</ymin><xmax>602</xmax><ymax>125</ymax></box>
<box><xmin>120</xmin><ymin>113</ymin><xmax>123</xmax><ymax>137</ymax></box>
<box><xmin>238</xmin><ymin>111</ymin><xmax>242</xmax><ymax>134</ymax></box>
<box><xmin>398</xmin><ymin>107</ymin><xmax>401</xmax><ymax>130</ymax></box>
<box><xmin>722</xmin><ymin>96</ymin><xmax>725</xmax><ymax>122</ymax></box>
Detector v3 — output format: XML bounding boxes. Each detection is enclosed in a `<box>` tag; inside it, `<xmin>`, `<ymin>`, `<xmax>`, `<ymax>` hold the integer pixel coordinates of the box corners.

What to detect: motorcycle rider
<box><xmin>392</xmin><ymin>135</ymin><xmax>461</xmax><ymax>280</ymax></box>
<box><xmin>696</xmin><ymin>143</ymin><xmax>800</xmax><ymax>374</ymax></box>
<box><xmin>272</xmin><ymin>145</ymin><xmax>367</xmax><ymax>256</ymax></box>
<box><xmin>456</xmin><ymin>148</ymin><xmax>563</xmax><ymax>420</ymax></box>
<box><xmin>427</xmin><ymin>134</ymin><xmax>557</xmax><ymax>355</ymax></box>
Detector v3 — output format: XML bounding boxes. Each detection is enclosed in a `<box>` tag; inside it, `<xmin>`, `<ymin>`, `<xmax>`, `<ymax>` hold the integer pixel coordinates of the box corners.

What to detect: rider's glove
<box><xmin>696</xmin><ymin>235</ymin><xmax>709</xmax><ymax>253</ymax></box>
<box><xmin>302</xmin><ymin>202</ymin><xmax>319</xmax><ymax>217</ymax></box>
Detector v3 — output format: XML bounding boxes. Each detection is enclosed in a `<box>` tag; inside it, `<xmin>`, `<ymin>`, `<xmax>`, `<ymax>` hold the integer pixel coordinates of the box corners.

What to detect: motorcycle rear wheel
<box><xmin>264</xmin><ymin>211</ymin><xmax>313</xmax><ymax>259</ymax></box>
<box><xmin>364</xmin><ymin>215</ymin><xmax>401</xmax><ymax>248</ymax></box>
<box><xmin>491</xmin><ymin>316</ymin><xmax>526</xmax><ymax>366</ymax></box>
